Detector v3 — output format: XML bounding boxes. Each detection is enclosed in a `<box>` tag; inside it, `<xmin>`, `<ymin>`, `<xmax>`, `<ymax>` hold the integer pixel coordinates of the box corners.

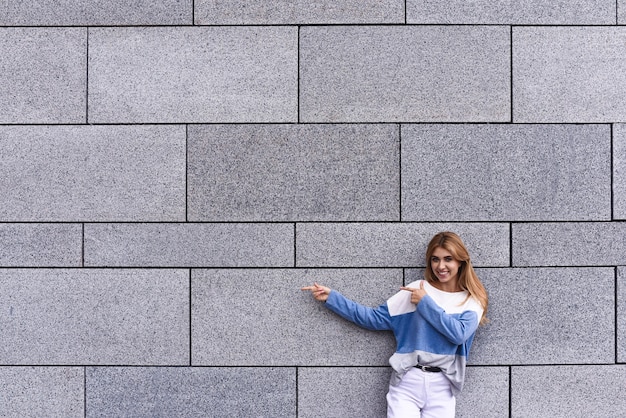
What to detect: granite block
<box><xmin>298</xmin><ymin>367</ymin><xmax>389</xmax><ymax>418</ymax></box>
<box><xmin>191</xmin><ymin>269</ymin><xmax>398</xmax><ymax>366</ymax></box>
<box><xmin>470</xmin><ymin>268</ymin><xmax>614</xmax><ymax>365</ymax></box>
<box><xmin>456</xmin><ymin>367</ymin><xmax>509</xmax><ymax>418</ymax></box>
<box><xmin>0</xmin><ymin>223</ymin><xmax>82</xmax><ymax>267</ymax></box>
<box><xmin>619</xmin><ymin>267</ymin><xmax>625</xmax><ymax>363</ymax></box>
<box><xmin>88</xmin><ymin>27</ymin><xmax>297</xmax><ymax>123</ymax></box>
<box><xmin>195</xmin><ymin>0</ymin><xmax>403</xmax><ymax>24</ymax></box>
<box><xmin>300</xmin><ymin>26</ymin><xmax>510</xmax><ymax>122</ymax></box>
<box><xmin>615</xmin><ymin>124</ymin><xmax>626</xmax><ymax>219</ymax></box>
<box><xmin>513</xmin><ymin>222</ymin><xmax>626</xmax><ymax>266</ymax></box>
<box><xmin>512</xmin><ymin>365</ymin><xmax>626</xmax><ymax>417</ymax></box>
<box><xmin>0</xmin><ymin>367</ymin><xmax>83</xmax><ymax>417</ymax></box>
<box><xmin>0</xmin><ymin>269</ymin><xmax>189</xmax><ymax>365</ymax></box>
<box><xmin>0</xmin><ymin>125</ymin><xmax>185</xmax><ymax>222</ymax></box>
<box><xmin>408</xmin><ymin>0</ymin><xmax>615</xmax><ymax>24</ymax></box>
<box><xmin>296</xmin><ymin>223</ymin><xmax>509</xmax><ymax>267</ymax></box>
<box><xmin>84</xmin><ymin>223</ymin><xmax>294</xmax><ymax>267</ymax></box>
<box><xmin>86</xmin><ymin>367</ymin><xmax>295</xmax><ymax>417</ymax></box>
<box><xmin>0</xmin><ymin>28</ymin><xmax>85</xmax><ymax>124</ymax></box>
<box><xmin>402</xmin><ymin>124</ymin><xmax>611</xmax><ymax>221</ymax></box>
<box><xmin>621</xmin><ymin>0</ymin><xmax>626</xmax><ymax>24</ymax></box>
<box><xmin>514</xmin><ymin>27</ymin><xmax>626</xmax><ymax>123</ymax></box>
<box><xmin>188</xmin><ymin>124</ymin><xmax>399</xmax><ymax>221</ymax></box>
<box><xmin>0</xmin><ymin>0</ymin><xmax>191</xmax><ymax>25</ymax></box>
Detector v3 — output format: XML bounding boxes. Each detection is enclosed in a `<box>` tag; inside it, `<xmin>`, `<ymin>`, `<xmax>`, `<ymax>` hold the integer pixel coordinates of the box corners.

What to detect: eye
<box><xmin>431</xmin><ymin>257</ymin><xmax>439</xmax><ymax>262</ymax></box>
<box><xmin>444</xmin><ymin>257</ymin><xmax>453</xmax><ymax>262</ymax></box>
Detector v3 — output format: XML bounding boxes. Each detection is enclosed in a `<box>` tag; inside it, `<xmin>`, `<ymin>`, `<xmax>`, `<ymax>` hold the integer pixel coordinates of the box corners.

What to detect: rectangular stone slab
<box><xmin>88</xmin><ymin>27</ymin><xmax>297</xmax><ymax>123</ymax></box>
<box><xmin>0</xmin><ymin>269</ymin><xmax>189</xmax><ymax>365</ymax></box>
<box><xmin>512</xmin><ymin>366</ymin><xmax>626</xmax><ymax>417</ymax></box>
<box><xmin>187</xmin><ymin>124</ymin><xmax>399</xmax><ymax>221</ymax></box>
<box><xmin>0</xmin><ymin>28</ymin><xmax>85</xmax><ymax>123</ymax></box>
<box><xmin>407</xmin><ymin>0</ymin><xmax>615</xmax><ymax>24</ymax></box>
<box><xmin>0</xmin><ymin>125</ymin><xmax>185</xmax><ymax>222</ymax></box>
<box><xmin>0</xmin><ymin>223</ymin><xmax>82</xmax><ymax>267</ymax></box>
<box><xmin>514</xmin><ymin>27</ymin><xmax>626</xmax><ymax>122</ymax></box>
<box><xmin>84</xmin><ymin>223</ymin><xmax>294</xmax><ymax>267</ymax></box>
<box><xmin>86</xmin><ymin>367</ymin><xmax>295</xmax><ymax>417</ymax></box>
<box><xmin>513</xmin><ymin>222</ymin><xmax>626</xmax><ymax>266</ymax></box>
<box><xmin>0</xmin><ymin>367</ymin><xmax>84</xmax><ymax>417</ymax></box>
<box><xmin>470</xmin><ymin>267</ymin><xmax>614</xmax><ymax>365</ymax></box>
<box><xmin>401</xmin><ymin>124</ymin><xmax>610</xmax><ymax>221</ymax></box>
<box><xmin>296</xmin><ymin>223</ymin><xmax>509</xmax><ymax>267</ymax></box>
<box><xmin>300</xmin><ymin>25</ymin><xmax>510</xmax><ymax>122</ymax></box>
<box><xmin>0</xmin><ymin>0</ymin><xmax>192</xmax><ymax>25</ymax></box>
<box><xmin>195</xmin><ymin>0</ymin><xmax>404</xmax><ymax>24</ymax></box>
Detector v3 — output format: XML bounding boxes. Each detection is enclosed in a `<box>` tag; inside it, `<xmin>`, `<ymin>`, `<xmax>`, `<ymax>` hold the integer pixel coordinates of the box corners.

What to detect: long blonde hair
<box><xmin>424</xmin><ymin>231</ymin><xmax>489</xmax><ymax>325</ymax></box>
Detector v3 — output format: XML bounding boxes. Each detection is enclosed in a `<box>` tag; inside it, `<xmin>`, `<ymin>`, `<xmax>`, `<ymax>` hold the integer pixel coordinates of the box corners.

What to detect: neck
<box><xmin>432</xmin><ymin>279</ymin><xmax>462</xmax><ymax>293</ymax></box>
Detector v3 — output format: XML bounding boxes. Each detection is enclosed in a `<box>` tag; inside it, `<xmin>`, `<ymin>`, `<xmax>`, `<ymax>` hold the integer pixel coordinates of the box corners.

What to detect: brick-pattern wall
<box><xmin>1</xmin><ymin>2</ymin><xmax>625</xmax><ymax>417</ymax></box>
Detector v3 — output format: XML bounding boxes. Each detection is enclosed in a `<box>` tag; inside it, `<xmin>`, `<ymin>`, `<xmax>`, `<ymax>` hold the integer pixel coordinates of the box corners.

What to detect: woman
<box><xmin>302</xmin><ymin>231</ymin><xmax>488</xmax><ymax>418</ymax></box>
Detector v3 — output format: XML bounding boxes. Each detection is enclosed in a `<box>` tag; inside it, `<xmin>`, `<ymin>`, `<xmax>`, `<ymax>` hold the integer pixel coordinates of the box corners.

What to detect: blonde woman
<box><xmin>302</xmin><ymin>231</ymin><xmax>488</xmax><ymax>418</ymax></box>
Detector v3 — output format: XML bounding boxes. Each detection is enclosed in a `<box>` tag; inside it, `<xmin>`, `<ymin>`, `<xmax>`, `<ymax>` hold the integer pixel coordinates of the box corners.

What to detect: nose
<box><xmin>437</xmin><ymin>260</ymin><xmax>445</xmax><ymax>270</ymax></box>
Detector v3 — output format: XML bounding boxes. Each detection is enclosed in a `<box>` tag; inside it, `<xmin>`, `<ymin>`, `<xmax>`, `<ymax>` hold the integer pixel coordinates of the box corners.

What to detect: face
<box><xmin>430</xmin><ymin>247</ymin><xmax>461</xmax><ymax>287</ymax></box>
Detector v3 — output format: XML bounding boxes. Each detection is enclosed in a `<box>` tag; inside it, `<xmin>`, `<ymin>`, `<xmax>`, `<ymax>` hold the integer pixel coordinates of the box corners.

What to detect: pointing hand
<box><xmin>400</xmin><ymin>280</ymin><xmax>427</xmax><ymax>305</ymax></box>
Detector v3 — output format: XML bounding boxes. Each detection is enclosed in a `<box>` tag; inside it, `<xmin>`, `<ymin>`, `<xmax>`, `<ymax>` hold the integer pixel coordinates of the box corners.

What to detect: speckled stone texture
<box><xmin>471</xmin><ymin>268</ymin><xmax>615</xmax><ymax>365</ymax></box>
<box><xmin>0</xmin><ymin>269</ymin><xmax>189</xmax><ymax>365</ymax></box>
<box><xmin>191</xmin><ymin>269</ymin><xmax>398</xmax><ymax>366</ymax></box>
<box><xmin>401</xmin><ymin>124</ymin><xmax>611</xmax><ymax>221</ymax></box>
<box><xmin>514</xmin><ymin>27</ymin><xmax>626</xmax><ymax>122</ymax></box>
<box><xmin>619</xmin><ymin>267</ymin><xmax>625</xmax><ymax>363</ymax></box>
<box><xmin>0</xmin><ymin>125</ymin><xmax>185</xmax><ymax>222</ymax></box>
<box><xmin>296</xmin><ymin>223</ymin><xmax>509</xmax><ymax>267</ymax></box>
<box><xmin>615</xmin><ymin>124</ymin><xmax>626</xmax><ymax>219</ymax></box>
<box><xmin>300</xmin><ymin>26</ymin><xmax>510</xmax><ymax>122</ymax></box>
<box><xmin>0</xmin><ymin>224</ymin><xmax>82</xmax><ymax>267</ymax></box>
<box><xmin>0</xmin><ymin>367</ymin><xmax>84</xmax><ymax>417</ymax></box>
<box><xmin>0</xmin><ymin>0</ymin><xmax>191</xmax><ymax>25</ymax></box>
<box><xmin>88</xmin><ymin>27</ymin><xmax>297</xmax><ymax>123</ymax></box>
<box><xmin>84</xmin><ymin>223</ymin><xmax>294</xmax><ymax>267</ymax></box>
<box><xmin>513</xmin><ymin>222</ymin><xmax>626</xmax><ymax>266</ymax></box>
<box><xmin>455</xmin><ymin>367</ymin><xmax>509</xmax><ymax>418</ymax></box>
<box><xmin>0</xmin><ymin>28</ymin><xmax>85</xmax><ymax>123</ymax></box>
<box><xmin>188</xmin><ymin>124</ymin><xmax>399</xmax><ymax>221</ymax></box>
<box><xmin>195</xmin><ymin>0</ymin><xmax>404</xmax><ymax>24</ymax></box>
<box><xmin>86</xmin><ymin>367</ymin><xmax>296</xmax><ymax>417</ymax></box>
<box><xmin>298</xmin><ymin>367</ymin><xmax>390</xmax><ymax>418</ymax></box>
<box><xmin>407</xmin><ymin>0</ymin><xmax>616</xmax><ymax>24</ymax></box>
<box><xmin>512</xmin><ymin>366</ymin><xmax>626</xmax><ymax>417</ymax></box>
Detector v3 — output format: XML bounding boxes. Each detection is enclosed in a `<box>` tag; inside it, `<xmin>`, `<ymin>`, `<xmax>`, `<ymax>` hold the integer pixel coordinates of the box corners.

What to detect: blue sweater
<box><xmin>324</xmin><ymin>280</ymin><xmax>483</xmax><ymax>395</ymax></box>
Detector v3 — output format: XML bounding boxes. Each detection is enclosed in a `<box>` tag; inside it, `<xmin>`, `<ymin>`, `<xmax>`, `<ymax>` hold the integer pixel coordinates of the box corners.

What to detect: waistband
<box><xmin>414</xmin><ymin>364</ymin><xmax>442</xmax><ymax>373</ymax></box>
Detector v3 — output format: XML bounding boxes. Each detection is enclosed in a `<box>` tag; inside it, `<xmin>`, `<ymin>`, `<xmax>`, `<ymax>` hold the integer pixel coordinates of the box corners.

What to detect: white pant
<box><xmin>386</xmin><ymin>367</ymin><xmax>456</xmax><ymax>418</ymax></box>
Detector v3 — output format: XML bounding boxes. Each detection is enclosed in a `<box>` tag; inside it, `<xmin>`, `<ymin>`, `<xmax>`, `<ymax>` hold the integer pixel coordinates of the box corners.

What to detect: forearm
<box><xmin>325</xmin><ymin>290</ymin><xmax>392</xmax><ymax>331</ymax></box>
<box><xmin>417</xmin><ymin>295</ymin><xmax>478</xmax><ymax>344</ymax></box>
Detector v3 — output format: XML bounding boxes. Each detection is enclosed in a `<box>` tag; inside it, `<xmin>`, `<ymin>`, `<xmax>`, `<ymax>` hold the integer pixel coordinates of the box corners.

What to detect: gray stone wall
<box><xmin>1</xmin><ymin>2</ymin><xmax>624</xmax><ymax>417</ymax></box>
